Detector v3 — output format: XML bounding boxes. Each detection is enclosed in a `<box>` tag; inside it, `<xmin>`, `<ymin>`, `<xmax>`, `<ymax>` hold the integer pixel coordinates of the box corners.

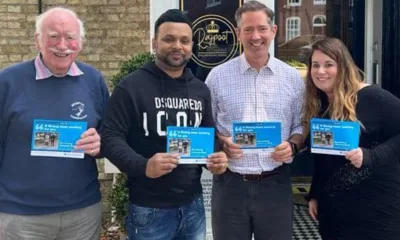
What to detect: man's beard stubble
<box><xmin>157</xmin><ymin>52</ymin><xmax>190</xmax><ymax>68</ymax></box>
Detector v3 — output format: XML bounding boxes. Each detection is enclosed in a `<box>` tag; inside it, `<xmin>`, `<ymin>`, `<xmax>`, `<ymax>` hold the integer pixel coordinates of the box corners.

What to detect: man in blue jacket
<box><xmin>0</xmin><ymin>7</ymin><xmax>109</xmax><ymax>240</ymax></box>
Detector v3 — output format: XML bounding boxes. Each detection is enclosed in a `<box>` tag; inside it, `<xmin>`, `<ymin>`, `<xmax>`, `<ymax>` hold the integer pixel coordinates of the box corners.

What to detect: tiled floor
<box><xmin>293</xmin><ymin>204</ymin><xmax>321</xmax><ymax>240</ymax></box>
<box><xmin>292</xmin><ymin>181</ymin><xmax>321</xmax><ymax>240</ymax></box>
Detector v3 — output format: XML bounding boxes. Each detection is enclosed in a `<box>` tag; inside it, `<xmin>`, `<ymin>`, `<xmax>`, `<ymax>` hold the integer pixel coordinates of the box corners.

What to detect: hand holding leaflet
<box><xmin>310</xmin><ymin>118</ymin><xmax>360</xmax><ymax>156</ymax></box>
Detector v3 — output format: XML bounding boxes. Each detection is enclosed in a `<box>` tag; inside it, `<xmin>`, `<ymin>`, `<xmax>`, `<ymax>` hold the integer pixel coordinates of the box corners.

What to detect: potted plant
<box><xmin>109</xmin><ymin>52</ymin><xmax>155</xmax><ymax>89</ymax></box>
<box><xmin>285</xmin><ymin>59</ymin><xmax>308</xmax><ymax>80</ymax></box>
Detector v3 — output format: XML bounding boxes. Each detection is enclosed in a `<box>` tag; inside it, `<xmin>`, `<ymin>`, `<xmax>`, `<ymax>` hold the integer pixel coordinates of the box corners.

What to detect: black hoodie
<box><xmin>101</xmin><ymin>61</ymin><xmax>215</xmax><ymax>208</ymax></box>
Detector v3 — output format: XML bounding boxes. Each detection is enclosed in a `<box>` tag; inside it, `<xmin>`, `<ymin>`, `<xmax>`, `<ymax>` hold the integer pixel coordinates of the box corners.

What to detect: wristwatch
<box><xmin>288</xmin><ymin>140</ymin><xmax>299</xmax><ymax>156</ymax></box>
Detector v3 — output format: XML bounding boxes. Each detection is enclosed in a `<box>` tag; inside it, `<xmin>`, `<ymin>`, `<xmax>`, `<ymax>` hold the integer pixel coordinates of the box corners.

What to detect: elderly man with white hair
<box><xmin>0</xmin><ymin>7</ymin><xmax>109</xmax><ymax>240</ymax></box>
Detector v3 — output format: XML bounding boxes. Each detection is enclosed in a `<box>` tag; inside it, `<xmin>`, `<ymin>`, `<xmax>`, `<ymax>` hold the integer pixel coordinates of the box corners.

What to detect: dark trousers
<box><xmin>211</xmin><ymin>165</ymin><xmax>293</xmax><ymax>240</ymax></box>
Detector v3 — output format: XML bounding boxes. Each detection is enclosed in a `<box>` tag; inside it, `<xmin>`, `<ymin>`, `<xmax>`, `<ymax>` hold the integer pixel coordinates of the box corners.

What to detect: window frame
<box><xmin>313</xmin><ymin>0</ymin><xmax>326</xmax><ymax>5</ymax></box>
<box><xmin>288</xmin><ymin>0</ymin><xmax>302</xmax><ymax>7</ymax></box>
<box><xmin>313</xmin><ymin>15</ymin><xmax>326</xmax><ymax>27</ymax></box>
<box><xmin>286</xmin><ymin>17</ymin><xmax>301</xmax><ymax>42</ymax></box>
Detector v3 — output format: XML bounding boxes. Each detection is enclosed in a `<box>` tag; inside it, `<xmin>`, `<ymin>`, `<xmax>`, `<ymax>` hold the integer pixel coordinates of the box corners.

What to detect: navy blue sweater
<box><xmin>0</xmin><ymin>60</ymin><xmax>109</xmax><ymax>215</ymax></box>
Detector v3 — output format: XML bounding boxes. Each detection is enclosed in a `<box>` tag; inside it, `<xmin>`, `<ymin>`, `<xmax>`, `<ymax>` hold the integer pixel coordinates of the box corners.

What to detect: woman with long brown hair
<box><xmin>303</xmin><ymin>38</ymin><xmax>400</xmax><ymax>240</ymax></box>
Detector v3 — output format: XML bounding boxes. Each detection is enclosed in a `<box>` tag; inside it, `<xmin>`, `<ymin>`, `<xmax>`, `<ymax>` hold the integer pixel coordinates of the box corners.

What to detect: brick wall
<box><xmin>97</xmin><ymin>159</ymin><xmax>114</xmax><ymax>227</ymax></box>
<box><xmin>0</xmin><ymin>0</ymin><xmax>150</xmax><ymax>83</ymax></box>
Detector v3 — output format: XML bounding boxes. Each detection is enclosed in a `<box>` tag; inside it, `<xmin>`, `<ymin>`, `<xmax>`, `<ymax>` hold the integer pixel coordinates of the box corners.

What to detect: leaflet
<box><xmin>166</xmin><ymin>126</ymin><xmax>215</xmax><ymax>164</ymax></box>
<box><xmin>31</xmin><ymin>119</ymin><xmax>87</xmax><ymax>159</ymax></box>
<box><xmin>310</xmin><ymin>118</ymin><xmax>360</xmax><ymax>155</ymax></box>
<box><xmin>233</xmin><ymin>122</ymin><xmax>281</xmax><ymax>153</ymax></box>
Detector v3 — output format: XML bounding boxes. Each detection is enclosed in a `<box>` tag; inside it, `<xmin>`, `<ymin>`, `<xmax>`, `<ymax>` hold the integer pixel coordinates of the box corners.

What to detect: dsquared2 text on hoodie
<box><xmin>143</xmin><ymin>97</ymin><xmax>203</xmax><ymax>136</ymax></box>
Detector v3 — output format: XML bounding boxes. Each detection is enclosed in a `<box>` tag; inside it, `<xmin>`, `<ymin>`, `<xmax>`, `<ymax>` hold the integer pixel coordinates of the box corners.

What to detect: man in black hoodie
<box><xmin>101</xmin><ymin>9</ymin><xmax>228</xmax><ymax>240</ymax></box>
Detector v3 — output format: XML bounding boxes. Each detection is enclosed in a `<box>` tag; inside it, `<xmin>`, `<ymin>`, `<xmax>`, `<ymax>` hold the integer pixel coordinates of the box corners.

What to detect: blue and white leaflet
<box><xmin>232</xmin><ymin>122</ymin><xmax>282</xmax><ymax>153</ymax></box>
<box><xmin>166</xmin><ymin>126</ymin><xmax>215</xmax><ymax>164</ymax></box>
<box><xmin>31</xmin><ymin>119</ymin><xmax>87</xmax><ymax>159</ymax></box>
<box><xmin>310</xmin><ymin>118</ymin><xmax>360</xmax><ymax>155</ymax></box>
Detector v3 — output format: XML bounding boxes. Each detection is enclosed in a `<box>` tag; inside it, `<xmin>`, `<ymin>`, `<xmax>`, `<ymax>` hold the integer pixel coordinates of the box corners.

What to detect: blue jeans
<box><xmin>126</xmin><ymin>195</ymin><xmax>206</xmax><ymax>240</ymax></box>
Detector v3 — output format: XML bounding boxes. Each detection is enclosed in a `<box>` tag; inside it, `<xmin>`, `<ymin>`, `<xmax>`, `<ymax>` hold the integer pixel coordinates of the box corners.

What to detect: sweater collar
<box><xmin>34</xmin><ymin>54</ymin><xmax>83</xmax><ymax>80</ymax></box>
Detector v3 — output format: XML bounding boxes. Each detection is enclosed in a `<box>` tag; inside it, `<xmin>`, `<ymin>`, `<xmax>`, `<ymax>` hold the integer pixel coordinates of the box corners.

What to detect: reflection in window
<box><xmin>313</xmin><ymin>0</ymin><xmax>326</xmax><ymax>5</ymax></box>
<box><xmin>182</xmin><ymin>0</ymin><xmax>188</xmax><ymax>14</ymax></box>
<box><xmin>277</xmin><ymin>0</ymin><xmax>326</xmax><ymax>63</ymax></box>
<box><xmin>313</xmin><ymin>15</ymin><xmax>326</xmax><ymax>35</ymax></box>
<box><xmin>288</xmin><ymin>0</ymin><xmax>301</xmax><ymax>7</ymax></box>
<box><xmin>313</xmin><ymin>15</ymin><xmax>326</xmax><ymax>27</ymax></box>
<box><xmin>206</xmin><ymin>0</ymin><xmax>222</xmax><ymax>8</ymax></box>
<box><xmin>286</xmin><ymin>17</ymin><xmax>301</xmax><ymax>41</ymax></box>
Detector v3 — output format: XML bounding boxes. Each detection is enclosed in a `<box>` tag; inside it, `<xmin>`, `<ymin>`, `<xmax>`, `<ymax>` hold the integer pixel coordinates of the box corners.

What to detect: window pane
<box><xmin>277</xmin><ymin>0</ymin><xmax>327</xmax><ymax>63</ymax></box>
<box><xmin>289</xmin><ymin>0</ymin><xmax>301</xmax><ymax>6</ymax></box>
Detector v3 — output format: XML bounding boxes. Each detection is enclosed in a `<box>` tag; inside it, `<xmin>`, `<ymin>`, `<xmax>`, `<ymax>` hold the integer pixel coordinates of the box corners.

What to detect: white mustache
<box><xmin>48</xmin><ymin>47</ymin><xmax>76</xmax><ymax>54</ymax></box>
